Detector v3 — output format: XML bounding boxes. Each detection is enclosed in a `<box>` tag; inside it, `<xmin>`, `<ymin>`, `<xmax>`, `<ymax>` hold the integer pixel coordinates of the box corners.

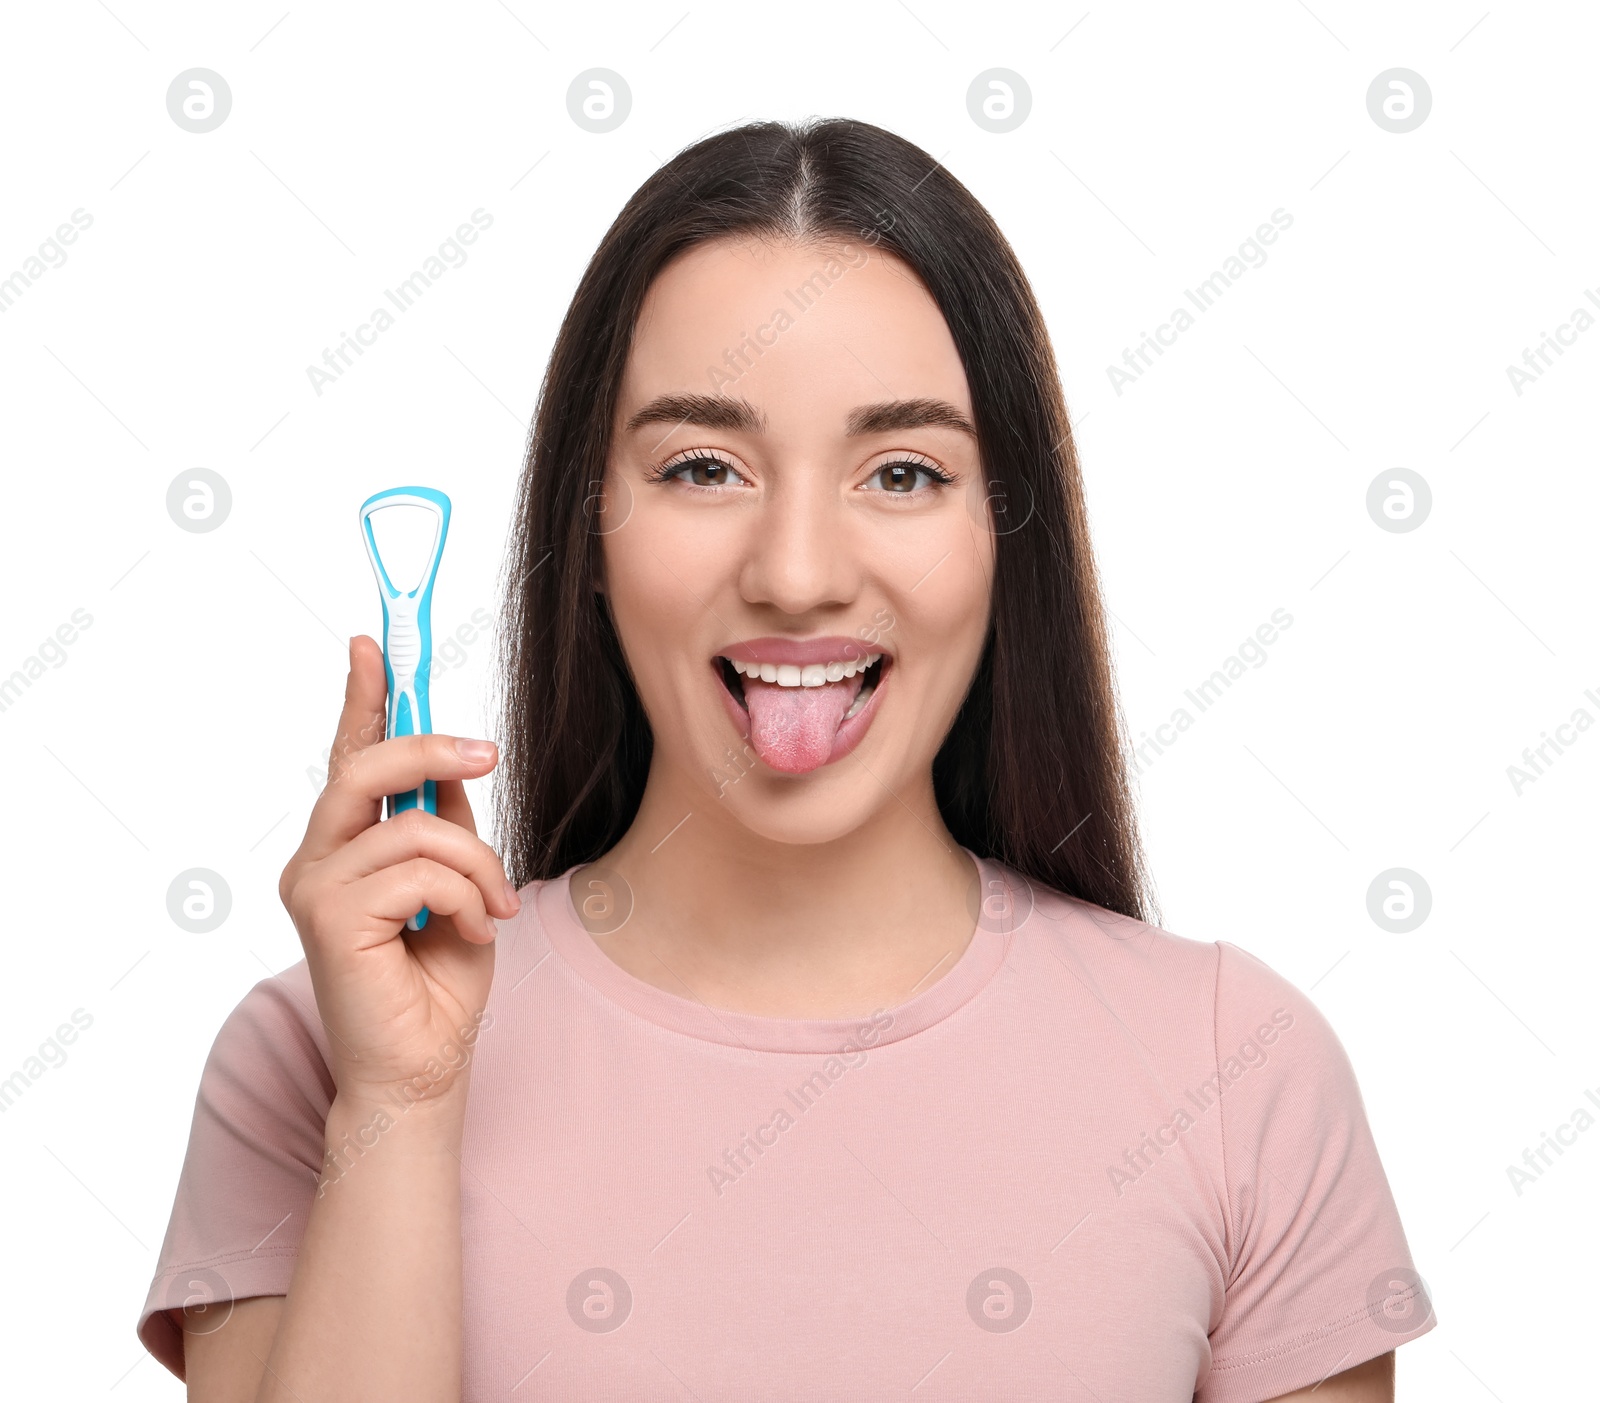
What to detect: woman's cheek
<box><xmin>609</xmin><ymin>503</ymin><xmax>704</xmax><ymax>615</ymax></box>
<box><xmin>896</xmin><ymin>522</ymin><xmax>991</xmax><ymax>630</ymax></box>
<box><xmin>605</xmin><ymin>507</ymin><xmax>725</xmax><ymax>710</ymax></box>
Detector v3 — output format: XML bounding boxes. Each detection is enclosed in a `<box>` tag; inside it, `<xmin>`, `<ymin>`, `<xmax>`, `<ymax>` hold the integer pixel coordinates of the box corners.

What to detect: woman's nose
<box><xmin>737</xmin><ymin>474</ymin><xmax>860</xmax><ymax>616</ymax></box>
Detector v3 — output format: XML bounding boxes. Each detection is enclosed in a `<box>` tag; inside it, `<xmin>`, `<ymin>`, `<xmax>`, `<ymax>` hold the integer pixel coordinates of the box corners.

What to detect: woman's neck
<box><xmin>578</xmin><ymin>760</ymin><xmax>979</xmax><ymax>1020</ymax></box>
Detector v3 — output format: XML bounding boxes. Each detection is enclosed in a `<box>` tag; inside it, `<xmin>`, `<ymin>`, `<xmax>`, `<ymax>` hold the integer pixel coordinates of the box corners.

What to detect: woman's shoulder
<box><xmin>202</xmin><ymin>958</ymin><xmax>334</xmax><ymax>1096</ymax></box>
<box><xmin>221</xmin><ymin>957</ymin><xmax>321</xmax><ymax>1031</ymax></box>
<box><xmin>1011</xmin><ymin>870</ymin><xmax>1222</xmax><ymax>995</ymax></box>
<box><xmin>1006</xmin><ymin>867</ymin><xmax>1349</xmax><ymax>1067</ymax></box>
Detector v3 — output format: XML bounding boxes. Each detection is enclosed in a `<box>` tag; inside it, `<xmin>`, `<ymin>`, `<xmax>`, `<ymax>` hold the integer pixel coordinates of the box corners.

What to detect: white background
<box><xmin>1</xmin><ymin>1</ymin><xmax>1594</xmax><ymax>1397</ymax></box>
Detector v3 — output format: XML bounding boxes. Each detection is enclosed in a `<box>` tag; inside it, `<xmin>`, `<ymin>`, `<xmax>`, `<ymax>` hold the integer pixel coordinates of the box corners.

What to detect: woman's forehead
<box><xmin>621</xmin><ymin>235</ymin><xmax>972</xmax><ymax>421</ymax></box>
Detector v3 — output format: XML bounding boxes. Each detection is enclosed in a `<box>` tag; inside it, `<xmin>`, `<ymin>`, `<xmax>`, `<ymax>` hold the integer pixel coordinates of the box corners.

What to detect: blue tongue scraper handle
<box><xmin>359</xmin><ymin>486</ymin><xmax>451</xmax><ymax>931</ymax></box>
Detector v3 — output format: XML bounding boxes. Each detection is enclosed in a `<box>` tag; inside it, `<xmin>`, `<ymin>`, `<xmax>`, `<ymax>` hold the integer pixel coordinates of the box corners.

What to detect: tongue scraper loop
<box><xmin>359</xmin><ymin>486</ymin><xmax>452</xmax><ymax>931</ymax></box>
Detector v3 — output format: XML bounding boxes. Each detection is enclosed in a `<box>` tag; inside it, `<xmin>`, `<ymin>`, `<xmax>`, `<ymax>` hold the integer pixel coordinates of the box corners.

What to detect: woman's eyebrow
<box><xmin>848</xmin><ymin>397</ymin><xmax>977</xmax><ymax>437</ymax></box>
<box><xmin>623</xmin><ymin>393</ymin><xmax>976</xmax><ymax>437</ymax></box>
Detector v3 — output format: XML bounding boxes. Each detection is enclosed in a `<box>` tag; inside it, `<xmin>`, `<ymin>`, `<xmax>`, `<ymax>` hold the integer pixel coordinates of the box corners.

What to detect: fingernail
<box><xmin>504</xmin><ymin>879</ymin><xmax>521</xmax><ymax>912</ymax></box>
<box><xmin>456</xmin><ymin>738</ymin><xmax>496</xmax><ymax>762</ymax></box>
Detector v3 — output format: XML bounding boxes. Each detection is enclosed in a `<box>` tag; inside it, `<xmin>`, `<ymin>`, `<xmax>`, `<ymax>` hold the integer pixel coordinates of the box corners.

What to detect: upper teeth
<box><xmin>727</xmin><ymin>654</ymin><xmax>883</xmax><ymax>687</ymax></box>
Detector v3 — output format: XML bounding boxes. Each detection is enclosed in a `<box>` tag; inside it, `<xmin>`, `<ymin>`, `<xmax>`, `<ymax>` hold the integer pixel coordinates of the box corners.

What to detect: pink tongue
<box><xmin>742</xmin><ymin>677</ymin><xmax>859</xmax><ymax>774</ymax></box>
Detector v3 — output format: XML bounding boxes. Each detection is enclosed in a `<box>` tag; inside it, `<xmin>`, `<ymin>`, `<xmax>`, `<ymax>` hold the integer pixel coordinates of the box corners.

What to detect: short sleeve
<box><xmin>1197</xmin><ymin>941</ymin><xmax>1436</xmax><ymax>1402</ymax></box>
<box><xmin>135</xmin><ymin>962</ymin><xmax>334</xmax><ymax>1381</ymax></box>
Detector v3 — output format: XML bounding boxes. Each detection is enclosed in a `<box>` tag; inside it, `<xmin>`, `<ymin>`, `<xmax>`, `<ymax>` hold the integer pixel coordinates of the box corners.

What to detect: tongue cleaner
<box><xmin>359</xmin><ymin>486</ymin><xmax>452</xmax><ymax>930</ymax></box>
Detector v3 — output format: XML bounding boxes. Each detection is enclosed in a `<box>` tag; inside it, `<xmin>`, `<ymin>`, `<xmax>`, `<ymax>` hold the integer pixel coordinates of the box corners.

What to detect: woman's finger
<box><xmin>342</xmin><ymin>858</ymin><xmax>499</xmax><ymax>946</ymax></box>
<box><xmin>304</xmin><ymin>632</ymin><xmax>499</xmax><ymax>862</ymax></box>
<box><xmin>433</xmin><ymin>776</ymin><xmax>478</xmax><ymax>839</ymax></box>
<box><xmin>318</xmin><ymin>806</ymin><xmax>517</xmax><ymax>920</ymax></box>
<box><xmin>308</xmin><ymin>731</ymin><xmax>496</xmax><ymax>849</ymax></box>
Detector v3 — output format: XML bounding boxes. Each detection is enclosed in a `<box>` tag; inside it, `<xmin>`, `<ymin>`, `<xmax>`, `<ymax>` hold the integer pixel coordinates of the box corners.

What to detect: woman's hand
<box><xmin>277</xmin><ymin>634</ymin><xmax>518</xmax><ymax>1110</ymax></box>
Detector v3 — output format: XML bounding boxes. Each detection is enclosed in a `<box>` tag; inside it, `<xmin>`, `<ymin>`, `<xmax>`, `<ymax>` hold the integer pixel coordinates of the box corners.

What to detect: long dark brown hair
<box><xmin>491</xmin><ymin>116</ymin><xmax>1156</xmax><ymax>923</ymax></box>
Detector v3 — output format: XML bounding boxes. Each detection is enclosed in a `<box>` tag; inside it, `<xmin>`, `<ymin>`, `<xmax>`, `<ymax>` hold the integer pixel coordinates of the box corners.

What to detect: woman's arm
<box><xmin>180</xmin><ymin>1299</ymin><xmax>280</xmax><ymax>1403</ymax></box>
<box><xmin>172</xmin><ymin>635</ymin><xmax>512</xmax><ymax>1399</ymax></box>
<box><xmin>1265</xmin><ymin>1349</ymin><xmax>1394</xmax><ymax>1401</ymax></box>
<box><xmin>181</xmin><ymin>1088</ymin><xmax>470</xmax><ymax>1402</ymax></box>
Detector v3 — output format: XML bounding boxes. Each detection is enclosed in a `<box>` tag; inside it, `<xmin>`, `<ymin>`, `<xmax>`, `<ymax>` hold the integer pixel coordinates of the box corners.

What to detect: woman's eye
<box><xmin>866</xmin><ymin>461</ymin><xmax>943</xmax><ymax>494</ymax></box>
<box><xmin>665</xmin><ymin>456</ymin><xmax>742</xmax><ymax>488</ymax></box>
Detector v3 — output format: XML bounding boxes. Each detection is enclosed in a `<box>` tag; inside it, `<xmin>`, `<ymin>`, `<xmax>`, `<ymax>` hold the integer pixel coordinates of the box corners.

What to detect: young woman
<box><xmin>138</xmin><ymin>118</ymin><xmax>1434</xmax><ymax>1401</ymax></box>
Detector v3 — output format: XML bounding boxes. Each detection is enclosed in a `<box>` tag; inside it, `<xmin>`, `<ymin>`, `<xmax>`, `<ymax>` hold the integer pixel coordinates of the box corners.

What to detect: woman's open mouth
<box><xmin>711</xmin><ymin>640</ymin><xmax>891</xmax><ymax>776</ymax></box>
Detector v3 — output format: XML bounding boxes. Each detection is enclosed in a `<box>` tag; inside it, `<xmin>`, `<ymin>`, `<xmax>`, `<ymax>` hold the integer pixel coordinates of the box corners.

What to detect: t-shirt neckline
<box><xmin>534</xmin><ymin>847</ymin><xmax>1017</xmax><ymax>1052</ymax></box>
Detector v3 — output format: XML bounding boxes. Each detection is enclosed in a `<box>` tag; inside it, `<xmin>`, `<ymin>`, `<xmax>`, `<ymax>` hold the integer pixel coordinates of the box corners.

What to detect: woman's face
<box><xmin>599</xmin><ymin>234</ymin><xmax>996</xmax><ymax>846</ymax></box>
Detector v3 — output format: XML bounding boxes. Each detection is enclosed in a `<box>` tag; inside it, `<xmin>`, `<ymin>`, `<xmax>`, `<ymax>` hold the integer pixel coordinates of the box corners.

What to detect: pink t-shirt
<box><xmin>137</xmin><ymin>853</ymin><xmax>1435</xmax><ymax>1399</ymax></box>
